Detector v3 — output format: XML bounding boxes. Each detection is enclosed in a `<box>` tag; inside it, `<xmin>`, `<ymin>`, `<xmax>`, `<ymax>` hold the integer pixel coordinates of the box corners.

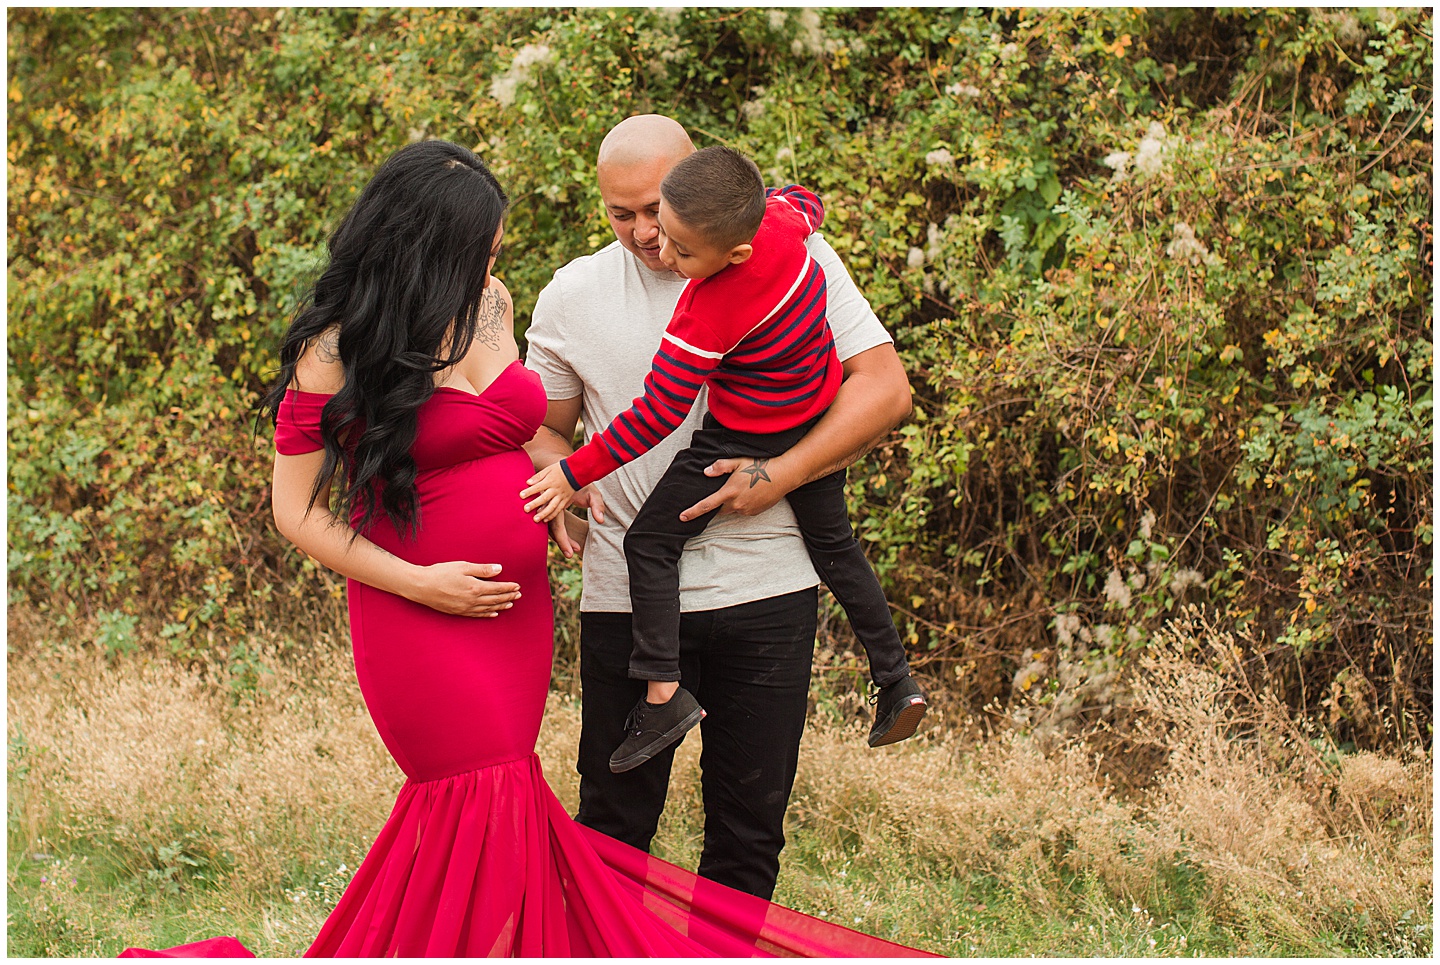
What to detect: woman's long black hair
<box><xmin>261</xmin><ymin>139</ymin><xmax>508</xmax><ymax>539</ymax></box>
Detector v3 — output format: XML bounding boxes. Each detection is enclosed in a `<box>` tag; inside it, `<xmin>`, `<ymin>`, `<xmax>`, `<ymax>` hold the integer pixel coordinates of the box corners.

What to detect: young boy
<box><xmin>523</xmin><ymin>146</ymin><xmax>926</xmax><ymax>772</ymax></box>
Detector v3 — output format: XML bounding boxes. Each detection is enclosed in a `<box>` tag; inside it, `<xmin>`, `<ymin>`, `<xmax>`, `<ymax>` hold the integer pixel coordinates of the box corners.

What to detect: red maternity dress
<box><xmin>124</xmin><ymin>360</ymin><xmax>932</xmax><ymax>958</ymax></box>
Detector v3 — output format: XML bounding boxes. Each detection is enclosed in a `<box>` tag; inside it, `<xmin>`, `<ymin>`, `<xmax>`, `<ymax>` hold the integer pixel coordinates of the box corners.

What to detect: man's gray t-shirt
<box><xmin>524</xmin><ymin>234</ymin><xmax>892</xmax><ymax>613</ymax></box>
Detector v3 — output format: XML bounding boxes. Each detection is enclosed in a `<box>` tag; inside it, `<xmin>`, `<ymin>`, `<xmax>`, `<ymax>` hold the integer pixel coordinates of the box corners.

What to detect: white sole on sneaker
<box><xmin>609</xmin><ymin>707</ymin><xmax>706</xmax><ymax>773</ymax></box>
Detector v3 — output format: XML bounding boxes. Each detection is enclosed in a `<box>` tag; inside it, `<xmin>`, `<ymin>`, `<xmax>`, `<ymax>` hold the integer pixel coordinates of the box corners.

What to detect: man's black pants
<box><xmin>574</xmin><ymin>588</ymin><xmax>817</xmax><ymax>900</ymax></box>
<box><xmin>623</xmin><ymin>412</ymin><xmax>911</xmax><ymax>688</ymax></box>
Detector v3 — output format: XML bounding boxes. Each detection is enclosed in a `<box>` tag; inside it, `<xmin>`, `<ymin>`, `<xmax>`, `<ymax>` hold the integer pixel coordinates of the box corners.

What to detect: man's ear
<box><xmin>727</xmin><ymin>244</ymin><xmax>754</xmax><ymax>266</ymax></box>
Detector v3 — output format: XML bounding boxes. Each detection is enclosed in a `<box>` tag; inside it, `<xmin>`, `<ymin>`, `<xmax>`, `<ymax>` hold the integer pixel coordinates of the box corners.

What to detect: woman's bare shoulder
<box><xmin>291</xmin><ymin>326</ymin><xmax>346</xmax><ymax>394</ymax></box>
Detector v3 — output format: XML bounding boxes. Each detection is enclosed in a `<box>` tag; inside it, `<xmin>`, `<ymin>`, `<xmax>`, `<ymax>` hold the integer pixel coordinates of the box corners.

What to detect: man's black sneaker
<box><xmin>609</xmin><ymin>687</ymin><xmax>706</xmax><ymax>773</ymax></box>
<box><xmin>868</xmin><ymin>675</ymin><xmax>928</xmax><ymax>747</ymax></box>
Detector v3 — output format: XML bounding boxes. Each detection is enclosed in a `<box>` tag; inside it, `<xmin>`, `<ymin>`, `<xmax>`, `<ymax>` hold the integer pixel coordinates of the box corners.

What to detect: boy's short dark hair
<box><xmin>660</xmin><ymin>146</ymin><xmax>765</xmax><ymax>250</ymax></box>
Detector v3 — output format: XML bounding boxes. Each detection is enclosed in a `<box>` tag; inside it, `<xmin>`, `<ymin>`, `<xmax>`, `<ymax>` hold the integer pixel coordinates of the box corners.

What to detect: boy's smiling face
<box><xmin>656</xmin><ymin>201</ymin><xmax>753</xmax><ymax>280</ymax></box>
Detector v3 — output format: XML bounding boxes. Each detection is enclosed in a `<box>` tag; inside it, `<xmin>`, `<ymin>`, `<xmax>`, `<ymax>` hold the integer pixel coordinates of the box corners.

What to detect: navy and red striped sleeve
<box><xmin>561</xmin><ymin>312</ymin><xmax>727</xmax><ymax>488</ymax></box>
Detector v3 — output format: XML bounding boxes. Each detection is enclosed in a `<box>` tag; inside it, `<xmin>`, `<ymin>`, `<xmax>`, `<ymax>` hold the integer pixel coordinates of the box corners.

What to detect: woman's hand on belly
<box><xmin>409</xmin><ymin>561</ymin><xmax>522</xmax><ymax>617</ymax></box>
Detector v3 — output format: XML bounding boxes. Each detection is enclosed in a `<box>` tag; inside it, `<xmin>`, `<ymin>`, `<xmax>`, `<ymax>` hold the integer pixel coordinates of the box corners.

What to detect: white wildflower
<box><xmin>1170</xmin><ymin>568</ymin><xmax>1205</xmax><ymax>593</ymax></box>
<box><xmin>1126</xmin><ymin>625</ymin><xmax>1142</xmax><ymax>645</ymax></box>
<box><xmin>768</xmin><ymin>10</ymin><xmax>788</xmax><ymax>30</ymax></box>
<box><xmin>491</xmin><ymin>43</ymin><xmax>553</xmax><ymax>107</ymax></box>
<box><xmin>741</xmin><ymin>99</ymin><xmax>766</xmax><ymax>121</ymax></box>
<box><xmin>1104</xmin><ymin>568</ymin><xmax>1132</xmax><ymax>609</ymax></box>
<box><xmin>907</xmin><ymin>247</ymin><xmax>926</xmax><ymax>269</ymax></box>
<box><xmin>925</xmin><ymin>147</ymin><xmax>956</xmax><ymax>168</ymax></box>
<box><xmin>1102</xmin><ymin>151</ymin><xmax>1132</xmax><ymax>181</ymax></box>
<box><xmin>491</xmin><ymin>75</ymin><xmax>519</xmax><ymax>107</ymax></box>
<box><xmin>1055</xmin><ymin>612</ymin><xmax>1081</xmax><ymax>646</ymax></box>
<box><xmin>1139</xmin><ymin>508</ymin><xmax>1156</xmax><ymax>540</ymax></box>
<box><xmin>947</xmin><ymin>82</ymin><xmax>982</xmax><ymax>97</ymax></box>
<box><xmin>1165</xmin><ymin>221</ymin><xmax>1219</xmax><ymax>267</ymax></box>
<box><xmin>926</xmin><ymin>221</ymin><xmax>942</xmax><ymax>260</ymax></box>
<box><xmin>1000</xmin><ymin>42</ymin><xmax>1022</xmax><ymax>62</ymax></box>
<box><xmin>1128</xmin><ymin>570</ymin><xmax>1146</xmax><ymax>591</ymax></box>
<box><xmin>512</xmin><ymin>43</ymin><xmax>552</xmax><ymax>71</ymax></box>
<box><xmin>656</xmin><ymin>7</ymin><xmax>683</xmax><ymax>22</ymax></box>
<box><xmin>1134</xmin><ymin>121</ymin><xmax>1171</xmax><ymax>176</ymax></box>
<box><xmin>791</xmin><ymin>9</ymin><xmax>825</xmax><ymax>56</ymax></box>
<box><xmin>1093</xmin><ymin>624</ymin><xmax>1116</xmax><ymax>648</ymax></box>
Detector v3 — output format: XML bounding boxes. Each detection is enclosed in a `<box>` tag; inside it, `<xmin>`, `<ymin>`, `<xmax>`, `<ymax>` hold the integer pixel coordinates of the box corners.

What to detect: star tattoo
<box><xmin>740</xmin><ymin>458</ymin><xmax>772</xmax><ymax>488</ymax></box>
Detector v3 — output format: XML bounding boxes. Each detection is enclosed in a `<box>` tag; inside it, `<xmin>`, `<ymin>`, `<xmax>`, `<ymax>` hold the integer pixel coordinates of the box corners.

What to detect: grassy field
<box><xmin>7</xmin><ymin>607</ymin><xmax>1431</xmax><ymax>957</ymax></box>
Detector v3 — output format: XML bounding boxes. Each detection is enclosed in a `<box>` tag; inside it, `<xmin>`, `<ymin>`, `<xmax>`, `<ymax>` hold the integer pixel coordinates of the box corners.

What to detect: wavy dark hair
<box><xmin>260</xmin><ymin>139</ymin><xmax>508</xmax><ymax>539</ymax></box>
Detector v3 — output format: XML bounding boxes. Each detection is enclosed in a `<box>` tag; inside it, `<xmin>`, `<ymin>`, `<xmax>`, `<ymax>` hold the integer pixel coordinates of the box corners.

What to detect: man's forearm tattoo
<box><xmin>740</xmin><ymin>457</ymin><xmax>772</xmax><ymax>488</ymax></box>
<box><xmin>474</xmin><ymin>289</ymin><xmax>506</xmax><ymax>351</ymax></box>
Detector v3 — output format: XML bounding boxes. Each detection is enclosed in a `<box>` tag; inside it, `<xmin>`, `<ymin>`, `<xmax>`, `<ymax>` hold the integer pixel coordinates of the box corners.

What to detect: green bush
<box><xmin>8</xmin><ymin>8</ymin><xmax>1431</xmax><ymax>744</ymax></box>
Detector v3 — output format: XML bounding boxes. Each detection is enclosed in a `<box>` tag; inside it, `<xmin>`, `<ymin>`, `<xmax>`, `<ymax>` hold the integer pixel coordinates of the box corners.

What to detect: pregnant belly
<box><xmin>395</xmin><ymin>450</ymin><xmax>550</xmax><ymax>573</ymax></box>
<box><xmin>347</xmin><ymin>449</ymin><xmax>556</xmax><ymax>780</ymax></box>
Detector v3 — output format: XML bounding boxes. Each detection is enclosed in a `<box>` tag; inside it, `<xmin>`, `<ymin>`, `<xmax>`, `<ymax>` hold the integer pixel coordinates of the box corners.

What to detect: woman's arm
<box><xmin>271</xmin><ymin>335</ymin><xmax>523</xmax><ymax>617</ymax></box>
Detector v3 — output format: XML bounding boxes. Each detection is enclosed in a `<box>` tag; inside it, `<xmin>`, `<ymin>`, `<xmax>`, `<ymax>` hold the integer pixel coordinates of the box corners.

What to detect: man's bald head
<box><xmin>597</xmin><ymin>114</ymin><xmax>696</xmax><ymax>172</ymax></box>
<box><xmin>596</xmin><ymin>115</ymin><xmax>697</xmax><ymax>272</ymax></box>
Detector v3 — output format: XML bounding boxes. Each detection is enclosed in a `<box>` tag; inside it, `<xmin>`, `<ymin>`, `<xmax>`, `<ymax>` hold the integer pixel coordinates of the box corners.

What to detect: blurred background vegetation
<box><xmin>10</xmin><ymin>4</ymin><xmax>1430</xmax><ymax>743</ymax></box>
<box><xmin>7</xmin><ymin>6</ymin><xmax>1433</xmax><ymax>955</ymax></box>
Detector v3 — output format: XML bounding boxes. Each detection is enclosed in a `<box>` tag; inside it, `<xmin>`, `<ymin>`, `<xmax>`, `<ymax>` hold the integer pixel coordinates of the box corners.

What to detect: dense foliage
<box><xmin>9</xmin><ymin>7</ymin><xmax>1432</xmax><ymax>746</ymax></box>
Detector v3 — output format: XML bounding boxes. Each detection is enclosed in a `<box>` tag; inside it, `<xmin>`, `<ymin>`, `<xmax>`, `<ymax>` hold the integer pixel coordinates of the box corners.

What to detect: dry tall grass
<box><xmin>782</xmin><ymin>614</ymin><xmax>1432</xmax><ymax>953</ymax></box>
<box><xmin>6</xmin><ymin>607</ymin><xmax>1431</xmax><ymax>955</ymax></box>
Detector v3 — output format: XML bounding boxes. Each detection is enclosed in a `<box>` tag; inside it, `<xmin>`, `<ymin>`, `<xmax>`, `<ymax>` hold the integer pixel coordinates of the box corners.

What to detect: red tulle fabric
<box><xmin>128</xmin><ymin>362</ymin><xmax>934</xmax><ymax>958</ymax></box>
<box><xmin>119</xmin><ymin>937</ymin><xmax>253</xmax><ymax>958</ymax></box>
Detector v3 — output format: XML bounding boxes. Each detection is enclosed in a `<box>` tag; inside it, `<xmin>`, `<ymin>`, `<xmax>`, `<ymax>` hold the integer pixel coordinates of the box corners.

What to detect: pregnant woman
<box><xmin>182</xmin><ymin>139</ymin><xmax>930</xmax><ymax>957</ymax></box>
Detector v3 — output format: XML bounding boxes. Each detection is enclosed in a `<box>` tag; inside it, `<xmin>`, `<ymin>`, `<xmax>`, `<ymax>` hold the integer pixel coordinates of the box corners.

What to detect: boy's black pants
<box><xmin>623</xmin><ymin>412</ymin><xmax>911</xmax><ymax>689</ymax></box>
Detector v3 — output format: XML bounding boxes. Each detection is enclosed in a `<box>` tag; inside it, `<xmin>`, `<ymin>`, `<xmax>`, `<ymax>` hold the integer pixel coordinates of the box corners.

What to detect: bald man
<box><xmin>523</xmin><ymin>114</ymin><xmax>911</xmax><ymax>899</ymax></box>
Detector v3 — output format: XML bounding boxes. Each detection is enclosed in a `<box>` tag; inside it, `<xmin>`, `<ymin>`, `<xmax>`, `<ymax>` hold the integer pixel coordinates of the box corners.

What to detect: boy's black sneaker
<box><xmin>609</xmin><ymin>686</ymin><xmax>706</xmax><ymax>773</ymax></box>
<box><xmin>868</xmin><ymin>675</ymin><xmax>928</xmax><ymax>747</ymax></box>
